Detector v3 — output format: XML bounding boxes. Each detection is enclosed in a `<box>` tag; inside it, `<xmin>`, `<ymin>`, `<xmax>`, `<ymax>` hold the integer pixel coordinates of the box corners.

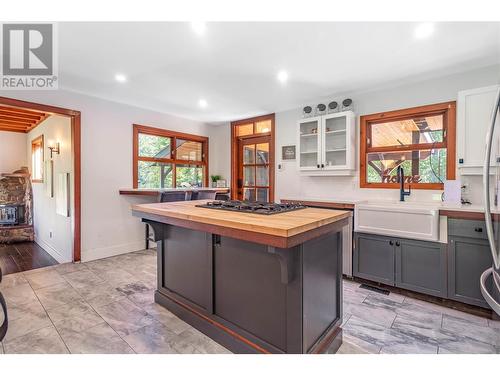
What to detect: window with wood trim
<box><xmin>133</xmin><ymin>124</ymin><xmax>209</xmax><ymax>189</ymax></box>
<box><xmin>31</xmin><ymin>135</ymin><xmax>44</xmax><ymax>183</ymax></box>
<box><xmin>360</xmin><ymin>102</ymin><xmax>456</xmax><ymax>190</ymax></box>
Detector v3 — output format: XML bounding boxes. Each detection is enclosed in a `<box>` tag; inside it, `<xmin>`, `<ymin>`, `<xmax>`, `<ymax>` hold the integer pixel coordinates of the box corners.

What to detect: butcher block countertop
<box><xmin>132</xmin><ymin>200</ymin><xmax>352</xmax><ymax>248</ymax></box>
<box><xmin>120</xmin><ymin>187</ymin><xmax>229</xmax><ymax>196</ymax></box>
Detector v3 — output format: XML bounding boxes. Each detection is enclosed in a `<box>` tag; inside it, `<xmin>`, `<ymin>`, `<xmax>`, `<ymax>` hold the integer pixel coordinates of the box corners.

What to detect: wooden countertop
<box><xmin>281</xmin><ymin>198</ymin><xmax>355</xmax><ymax>210</ymax></box>
<box><xmin>120</xmin><ymin>187</ymin><xmax>230</xmax><ymax>196</ymax></box>
<box><xmin>282</xmin><ymin>197</ymin><xmax>497</xmax><ymax>220</ymax></box>
<box><xmin>132</xmin><ymin>200</ymin><xmax>351</xmax><ymax>248</ymax></box>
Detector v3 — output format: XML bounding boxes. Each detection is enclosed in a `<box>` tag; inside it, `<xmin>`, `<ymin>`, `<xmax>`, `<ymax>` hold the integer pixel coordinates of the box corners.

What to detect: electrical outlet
<box><xmin>49</xmin><ymin>231</ymin><xmax>53</xmax><ymax>238</ymax></box>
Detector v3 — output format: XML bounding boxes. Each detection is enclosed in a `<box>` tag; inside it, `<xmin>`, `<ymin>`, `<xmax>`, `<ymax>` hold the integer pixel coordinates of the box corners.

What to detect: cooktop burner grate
<box><xmin>196</xmin><ymin>200</ymin><xmax>306</xmax><ymax>215</ymax></box>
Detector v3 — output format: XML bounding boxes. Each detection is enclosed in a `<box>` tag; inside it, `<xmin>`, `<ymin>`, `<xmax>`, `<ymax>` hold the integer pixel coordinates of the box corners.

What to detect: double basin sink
<box><xmin>354</xmin><ymin>200</ymin><xmax>441</xmax><ymax>241</ymax></box>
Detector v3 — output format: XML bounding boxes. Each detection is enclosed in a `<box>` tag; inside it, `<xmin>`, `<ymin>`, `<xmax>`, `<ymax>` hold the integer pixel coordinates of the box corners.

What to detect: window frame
<box><xmin>31</xmin><ymin>135</ymin><xmax>44</xmax><ymax>183</ymax></box>
<box><xmin>132</xmin><ymin>124</ymin><xmax>209</xmax><ymax>189</ymax></box>
<box><xmin>359</xmin><ymin>101</ymin><xmax>456</xmax><ymax>190</ymax></box>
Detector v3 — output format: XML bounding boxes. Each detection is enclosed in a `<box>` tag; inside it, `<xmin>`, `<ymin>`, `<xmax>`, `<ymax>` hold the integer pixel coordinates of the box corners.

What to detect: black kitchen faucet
<box><xmin>397</xmin><ymin>165</ymin><xmax>411</xmax><ymax>202</ymax></box>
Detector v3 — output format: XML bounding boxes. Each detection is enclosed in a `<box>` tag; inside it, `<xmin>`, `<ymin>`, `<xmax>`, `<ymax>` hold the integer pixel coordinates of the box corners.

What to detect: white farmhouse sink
<box><xmin>354</xmin><ymin>200</ymin><xmax>440</xmax><ymax>241</ymax></box>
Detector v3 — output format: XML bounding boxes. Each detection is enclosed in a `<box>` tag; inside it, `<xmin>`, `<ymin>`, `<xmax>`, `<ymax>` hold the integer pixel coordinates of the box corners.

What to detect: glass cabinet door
<box><xmin>299</xmin><ymin>118</ymin><xmax>321</xmax><ymax>169</ymax></box>
<box><xmin>323</xmin><ymin>114</ymin><xmax>348</xmax><ymax>168</ymax></box>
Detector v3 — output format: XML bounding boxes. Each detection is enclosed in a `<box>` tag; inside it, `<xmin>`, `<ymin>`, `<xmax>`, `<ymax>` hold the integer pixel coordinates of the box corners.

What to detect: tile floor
<box><xmin>0</xmin><ymin>249</ymin><xmax>229</xmax><ymax>354</ymax></box>
<box><xmin>342</xmin><ymin>279</ymin><xmax>500</xmax><ymax>354</ymax></box>
<box><xmin>0</xmin><ymin>248</ymin><xmax>498</xmax><ymax>354</ymax></box>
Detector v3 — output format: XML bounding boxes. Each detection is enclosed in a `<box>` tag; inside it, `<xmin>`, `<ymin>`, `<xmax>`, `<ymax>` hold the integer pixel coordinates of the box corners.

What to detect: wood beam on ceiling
<box><xmin>0</xmin><ymin>106</ymin><xmax>49</xmax><ymax>133</ymax></box>
<box><xmin>0</xmin><ymin>110</ymin><xmax>42</xmax><ymax>120</ymax></box>
<box><xmin>0</xmin><ymin>116</ymin><xmax>34</xmax><ymax>125</ymax></box>
<box><xmin>0</xmin><ymin>119</ymin><xmax>31</xmax><ymax>127</ymax></box>
<box><xmin>26</xmin><ymin>113</ymin><xmax>49</xmax><ymax>132</ymax></box>
<box><xmin>0</xmin><ymin>105</ymin><xmax>46</xmax><ymax>116</ymax></box>
<box><xmin>0</xmin><ymin>123</ymin><xmax>28</xmax><ymax>130</ymax></box>
<box><xmin>0</xmin><ymin>126</ymin><xmax>27</xmax><ymax>133</ymax></box>
<box><xmin>0</xmin><ymin>114</ymin><xmax>38</xmax><ymax>123</ymax></box>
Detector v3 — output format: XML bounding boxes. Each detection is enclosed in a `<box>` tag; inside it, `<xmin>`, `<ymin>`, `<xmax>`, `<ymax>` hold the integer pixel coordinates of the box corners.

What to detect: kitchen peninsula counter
<box><xmin>132</xmin><ymin>200</ymin><xmax>351</xmax><ymax>354</ymax></box>
<box><xmin>119</xmin><ymin>187</ymin><xmax>229</xmax><ymax>197</ymax></box>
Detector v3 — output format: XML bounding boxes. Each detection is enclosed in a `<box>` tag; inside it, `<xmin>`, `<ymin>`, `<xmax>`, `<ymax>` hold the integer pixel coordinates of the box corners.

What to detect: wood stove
<box><xmin>0</xmin><ymin>204</ymin><xmax>25</xmax><ymax>225</ymax></box>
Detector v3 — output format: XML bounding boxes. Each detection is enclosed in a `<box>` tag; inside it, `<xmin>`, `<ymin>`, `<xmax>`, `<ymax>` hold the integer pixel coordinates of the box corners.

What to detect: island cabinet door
<box><xmin>213</xmin><ymin>236</ymin><xmax>298</xmax><ymax>353</ymax></box>
<box><xmin>302</xmin><ymin>231</ymin><xmax>342</xmax><ymax>353</ymax></box>
<box><xmin>160</xmin><ymin>226</ymin><xmax>213</xmax><ymax>312</ymax></box>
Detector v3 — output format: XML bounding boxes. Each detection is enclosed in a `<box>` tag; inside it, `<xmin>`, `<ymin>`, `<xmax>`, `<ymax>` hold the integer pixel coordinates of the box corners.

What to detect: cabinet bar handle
<box><xmin>213</xmin><ymin>234</ymin><xmax>221</xmax><ymax>247</ymax></box>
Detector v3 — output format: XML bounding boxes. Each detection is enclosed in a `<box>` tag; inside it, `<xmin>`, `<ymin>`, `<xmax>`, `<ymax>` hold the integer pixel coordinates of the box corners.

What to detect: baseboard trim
<box><xmin>81</xmin><ymin>240</ymin><xmax>156</xmax><ymax>262</ymax></box>
<box><xmin>34</xmin><ymin>237</ymin><xmax>71</xmax><ymax>264</ymax></box>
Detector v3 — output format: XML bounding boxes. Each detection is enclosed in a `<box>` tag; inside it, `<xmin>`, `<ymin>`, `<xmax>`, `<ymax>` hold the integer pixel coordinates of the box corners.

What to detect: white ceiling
<box><xmin>58</xmin><ymin>22</ymin><xmax>500</xmax><ymax>123</ymax></box>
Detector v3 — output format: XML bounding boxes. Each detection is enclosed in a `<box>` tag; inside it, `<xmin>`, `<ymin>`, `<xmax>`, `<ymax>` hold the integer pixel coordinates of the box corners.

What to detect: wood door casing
<box><xmin>237</xmin><ymin>136</ymin><xmax>271</xmax><ymax>201</ymax></box>
<box><xmin>0</xmin><ymin>96</ymin><xmax>81</xmax><ymax>262</ymax></box>
<box><xmin>231</xmin><ymin>114</ymin><xmax>275</xmax><ymax>202</ymax></box>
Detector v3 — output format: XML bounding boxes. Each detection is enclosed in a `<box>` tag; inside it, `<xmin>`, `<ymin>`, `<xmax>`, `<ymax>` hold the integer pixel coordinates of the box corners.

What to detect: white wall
<box><xmin>27</xmin><ymin>115</ymin><xmax>74</xmax><ymax>263</ymax></box>
<box><xmin>0</xmin><ymin>131</ymin><xmax>27</xmax><ymax>173</ymax></box>
<box><xmin>208</xmin><ymin>123</ymin><xmax>231</xmax><ymax>182</ymax></box>
<box><xmin>273</xmin><ymin>64</ymin><xmax>500</xmax><ymax>204</ymax></box>
<box><xmin>0</xmin><ymin>89</ymin><xmax>211</xmax><ymax>262</ymax></box>
<box><xmin>2</xmin><ymin>64</ymin><xmax>499</xmax><ymax>262</ymax></box>
<box><xmin>209</xmin><ymin>64</ymin><xmax>500</xmax><ymax>204</ymax></box>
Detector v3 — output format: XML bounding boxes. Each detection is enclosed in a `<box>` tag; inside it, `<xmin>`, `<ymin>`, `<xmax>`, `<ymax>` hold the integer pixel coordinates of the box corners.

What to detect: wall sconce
<box><xmin>48</xmin><ymin>142</ymin><xmax>60</xmax><ymax>158</ymax></box>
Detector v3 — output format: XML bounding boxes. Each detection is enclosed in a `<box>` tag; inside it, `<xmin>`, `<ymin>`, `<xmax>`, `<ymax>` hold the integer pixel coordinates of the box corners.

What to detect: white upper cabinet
<box><xmin>457</xmin><ymin>85</ymin><xmax>500</xmax><ymax>175</ymax></box>
<box><xmin>298</xmin><ymin>115</ymin><xmax>322</xmax><ymax>171</ymax></box>
<box><xmin>297</xmin><ymin>111</ymin><xmax>356</xmax><ymax>175</ymax></box>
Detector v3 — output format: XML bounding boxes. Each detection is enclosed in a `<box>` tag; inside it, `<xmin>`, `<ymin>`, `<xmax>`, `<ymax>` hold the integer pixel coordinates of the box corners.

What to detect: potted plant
<box><xmin>210</xmin><ymin>175</ymin><xmax>222</xmax><ymax>188</ymax></box>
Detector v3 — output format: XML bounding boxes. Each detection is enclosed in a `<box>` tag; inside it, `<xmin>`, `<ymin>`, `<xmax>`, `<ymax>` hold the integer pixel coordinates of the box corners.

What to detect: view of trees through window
<box><xmin>361</xmin><ymin>102</ymin><xmax>455</xmax><ymax>189</ymax></box>
<box><xmin>367</xmin><ymin>126</ymin><xmax>447</xmax><ymax>183</ymax></box>
<box><xmin>134</xmin><ymin>125</ymin><xmax>207</xmax><ymax>189</ymax></box>
<box><xmin>367</xmin><ymin>149</ymin><xmax>447</xmax><ymax>184</ymax></box>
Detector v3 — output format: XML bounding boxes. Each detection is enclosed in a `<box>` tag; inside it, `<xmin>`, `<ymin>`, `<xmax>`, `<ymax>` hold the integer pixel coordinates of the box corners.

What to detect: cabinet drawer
<box><xmin>448</xmin><ymin>218</ymin><xmax>488</xmax><ymax>240</ymax></box>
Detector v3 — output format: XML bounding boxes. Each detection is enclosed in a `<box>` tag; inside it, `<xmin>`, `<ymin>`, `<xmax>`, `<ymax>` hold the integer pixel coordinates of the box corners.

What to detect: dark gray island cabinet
<box><xmin>132</xmin><ymin>200</ymin><xmax>351</xmax><ymax>354</ymax></box>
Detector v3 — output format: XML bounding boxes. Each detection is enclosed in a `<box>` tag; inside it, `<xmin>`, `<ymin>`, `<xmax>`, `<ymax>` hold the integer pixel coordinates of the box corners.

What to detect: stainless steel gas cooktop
<box><xmin>196</xmin><ymin>200</ymin><xmax>306</xmax><ymax>215</ymax></box>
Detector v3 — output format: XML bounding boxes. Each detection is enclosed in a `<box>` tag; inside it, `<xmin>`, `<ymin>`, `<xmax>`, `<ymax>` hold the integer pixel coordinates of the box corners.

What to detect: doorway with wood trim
<box><xmin>231</xmin><ymin>114</ymin><xmax>275</xmax><ymax>202</ymax></box>
<box><xmin>0</xmin><ymin>96</ymin><xmax>81</xmax><ymax>271</ymax></box>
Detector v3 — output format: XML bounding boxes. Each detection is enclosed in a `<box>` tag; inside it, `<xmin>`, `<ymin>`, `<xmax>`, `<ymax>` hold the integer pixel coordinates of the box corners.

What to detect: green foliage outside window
<box><xmin>137</xmin><ymin>132</ymin><xmax>204</xmax><ymax>188</ymax></box>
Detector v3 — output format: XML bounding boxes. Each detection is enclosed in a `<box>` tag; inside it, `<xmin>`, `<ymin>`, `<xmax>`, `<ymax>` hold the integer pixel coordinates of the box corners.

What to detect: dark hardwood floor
<box><xmin>0</xmin><ymin>242</ymin><xmax>58</xmax><ymax>275</ymax></box>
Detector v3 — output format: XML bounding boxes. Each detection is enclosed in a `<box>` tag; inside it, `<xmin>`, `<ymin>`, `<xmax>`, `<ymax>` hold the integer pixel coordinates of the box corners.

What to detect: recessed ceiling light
<box><xmin>198</xmin><ymin>99</ymin><xmax>208</xmax><ymax>109</ymax></box>
<box><xmin>414</xmin><ymin>23</ymin><xmax>435</xmax><ymax>39</ymax></box>
<box><xmin>114</xmin><ymin>73</ymin><xmax>127</xmax><ymax>83</ymax></box>
<box><xmin>277</xmin><ymin>70</ymin><xmax>288</xmax><ymax>84</ymax></box>
<box><xmin>191</xmin><ymin>22</ymin><xmax>206</xmax><ymax>36</ymax></box>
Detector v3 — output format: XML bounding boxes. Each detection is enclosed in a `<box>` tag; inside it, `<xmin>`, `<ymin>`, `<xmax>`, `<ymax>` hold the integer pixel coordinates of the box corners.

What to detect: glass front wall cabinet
<box><xmin>297</xmin><ymin>111</ymin><xmax>355</xmax><ymax>175</ymax></box>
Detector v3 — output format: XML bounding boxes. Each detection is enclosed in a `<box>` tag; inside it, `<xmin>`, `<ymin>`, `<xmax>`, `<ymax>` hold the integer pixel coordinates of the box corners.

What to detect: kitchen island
<box><xmin>132</xmin><ymin>200</ymin><xmax>351</xmax><ymax>354</ymax></box>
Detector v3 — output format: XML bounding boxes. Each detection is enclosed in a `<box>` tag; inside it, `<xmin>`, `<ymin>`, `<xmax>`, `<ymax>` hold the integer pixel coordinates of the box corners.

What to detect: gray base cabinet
<box><xmin>396</xmin><ymin>239</ymin><xmax>447</xmax><ymax>298</ymax></box>
<box><xmin>354</xmin><ymin>233</ymin><xmax>447</xmax><ymax>298</ymax></box>
<box><xmin>448</xmin><ymin>218</ymin><xmax>493</xmax><ymax>308</ymax></box>
<box><xmin>354</xmin><ymin>218</ymin><xmax>496</xmax><ymax>308</ymax></box>
<box><xmin>353</xmin><ymin>233</ymin><xmax>394</xmax><ymax>285</ymax></box>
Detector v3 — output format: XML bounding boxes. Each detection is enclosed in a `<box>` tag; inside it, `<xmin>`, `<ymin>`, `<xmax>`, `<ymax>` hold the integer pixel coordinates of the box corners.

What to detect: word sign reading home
<box><xmin>382</xmin><ymin>175</ymin><xmax>422</xmax><ymax>184</ymax></box>
<box><xmin>1</xmin><ymin>23</ymin><xmax>58</xmax><ymax>89</ymax></box>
